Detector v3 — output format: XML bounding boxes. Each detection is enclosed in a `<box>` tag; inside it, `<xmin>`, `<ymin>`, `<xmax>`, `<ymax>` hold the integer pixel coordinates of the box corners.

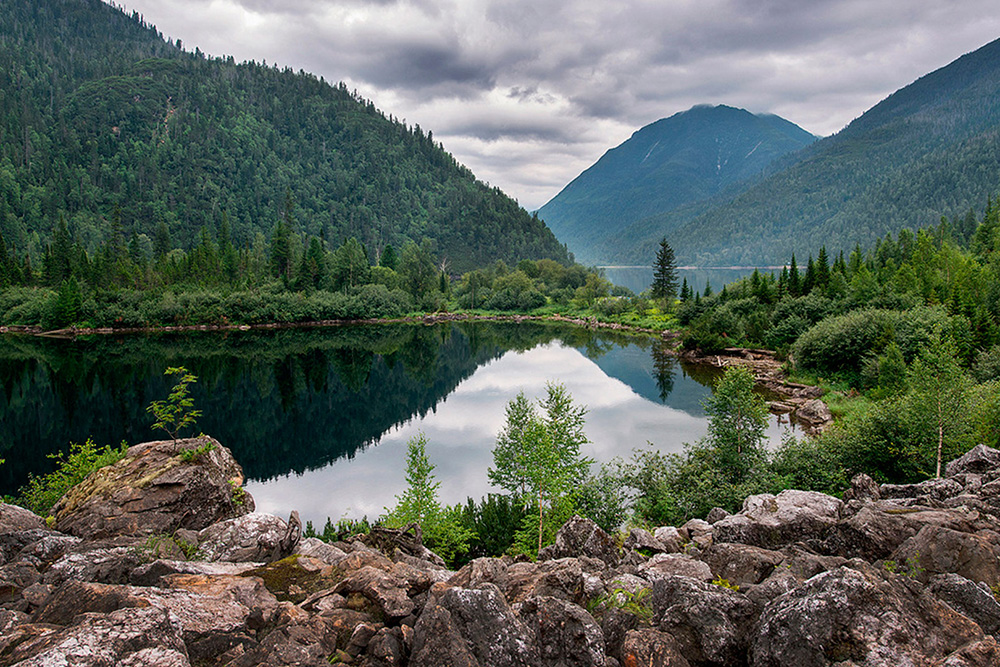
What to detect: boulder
<box><xmin>700</xmin><ymin>543</ymin><xmax>784</xmax><ymax>586</ymax></box>
<box><xmin>2</xmin><ymin>607</ymin><xmax>190</xmax><ymax>667</ymax></box>
<box><xmin>620</xmin><ymin>629</ymin><xmax>691</xmax><ymax>667</ymax></box>
<box><xmin>334</xmin><ymin>565</ymin><xmax>419</xmax><ymax>619</ymax></box>
<box><xmin>881</xmin><ymin>478</ymin><xmax>964</xmax><ymax>502</ymax></box>
<box><xmin>705</xmin><ymin>507</ymin><xmax>731</xmax><ymax>524</ymax></box>
<box><xmin>0</xmin><ymin>528</ymin><xmax>59</xmax><ymax>566</ymax></box>
<box><xmin>651</xmin><ymin>574</ymin><xmax>759</xmax><ymax>666</ymax></box>
<box><xmin>129</xmin><ymin>558</ymin><xmax>260</xmax><ymax>587</ymax></box>
<box><xmin>42</xmin><ymin>543</ymin><xmax>147</xmax><ymax>586</ymax></box>
<box><xmin>622</xmin><ymin>527</ymin><xmax>667</xmax><ymax>555</ymax></box>
<box><xmin>538</xmin><ymin>515</ymin><xmax>620</xmax><ymax>567</ymax></box>
<box><xmin>796</xmin><ymin>399</ymin><xmax>832</xmax><ymax>427</ymax></box>
<box><xmin>361</xmin><ymin>524</ymin><xmax>446</xmax><ymax>568</ymax></box>
<box><xmin>928</xmin><ymin>573</ymin><xmax>1000</xmax><ymax>636</ymax></box>
<box><xmin>653</xmin><ymin>526</ymin><xmax>683</xmax><ymax>552</ymax></box>
<box><xmin>223</xmin><ymin>614</ymin><xmax>345</xmax><ymax>667</ymax></box>
<box><xmin>515</xmin><ymin>595</ymin><xmax>606</xmax><ymax>666</ymax></box>
<box><xmin>410</xmin><ymin>583</ymin><xmax>539</xmax><ymax>667</ymax></box>
<box><xmin>503</xmin><ymin>557</ymin><xmax>593</xmax><ymax>605</ymax></box>
<box><xmin>679</xmin><ymin>519</ymin><xmax>713</xmax><ymax>549</ymax></box>
<box><xmin>947</xmin><ymin>445</ymin><xmax>1000</xmax><ymax>478</ymax></box>
<box><xmin>713</xmin><ymin>489</ymin><xmax>842</xmax><ymax>549</ymax></box>
<box><xmin>751</xmin><ymin>565</ymin><xmax>984</xmax><ymax>667</ymax></box>
<box><xmin>638</xmin><ymin>553</ymin><xmax>713</xmax><ymax>582</ymax></box>
<box><xmin>892</xmin><ymin>525</ymin><xmax>1000</xmax><ymax>584</ymax></box>
<box><xmin>821</xmin><ymin>502</ymin><xmax>979</xmax><ymax>560</ymax></box>
<box><xmin>448</xmin><ymin>556</ymin><xmax>510</xmax><ymax>589</ymax></box>
<box><xmin>0</xmin><ymin>503</ymin><xmax>46</xmax><ymax>534</ymax></box>
<box><xmin>936</xmin><ymin>637</ymin><xmax>1000</xmax><ymax>667</ymax></box>
<box><xmin>197</xmin><ymin>512</ymin><xmax>300</xmax><ymax>563</ymax></box>
<box><xmin>843</xmin><ymin>473</ymin><xmax>881</xmax><ymax>504</ymax></box>
<box><xmin>51</xmin><ymin>436</ymin><xmax>253</xmax><ymax>540</ymax></box>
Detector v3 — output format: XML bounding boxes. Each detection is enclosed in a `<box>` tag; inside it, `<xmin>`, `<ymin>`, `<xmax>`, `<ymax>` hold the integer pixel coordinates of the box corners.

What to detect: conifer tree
<box><xmin>651</xmin><ymin>238</ymin><xmax>678</xmax><ymax>304</ymax></box>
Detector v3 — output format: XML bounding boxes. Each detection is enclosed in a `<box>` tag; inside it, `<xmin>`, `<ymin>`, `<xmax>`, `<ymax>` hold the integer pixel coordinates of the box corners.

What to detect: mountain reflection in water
<box><xmin>0</xmin><ymin>322</ymin><xmax>790</xmax><ymax>524</ymax></box>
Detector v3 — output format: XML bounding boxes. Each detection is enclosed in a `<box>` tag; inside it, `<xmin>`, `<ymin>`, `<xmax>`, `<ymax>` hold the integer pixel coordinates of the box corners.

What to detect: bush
<box><xmin>18</xmin><ymin>438</ymin><xmax>128</xmax><ymax>515</ymax></box>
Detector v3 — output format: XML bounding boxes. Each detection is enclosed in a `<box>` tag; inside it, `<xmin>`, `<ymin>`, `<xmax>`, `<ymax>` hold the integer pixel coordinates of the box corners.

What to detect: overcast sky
<box><xmin>111</xmin><ymin>0</ymin><xmax>1000</xmax><ymax>210</ymax></box>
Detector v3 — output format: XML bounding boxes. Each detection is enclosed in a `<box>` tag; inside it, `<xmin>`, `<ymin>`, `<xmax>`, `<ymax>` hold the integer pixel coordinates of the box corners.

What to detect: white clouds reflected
<box><xmin>247</xmin><ymin>341</ymin><xmax>792</xmax><ymax>525</ymax></box>
<box><xmin>116</xmin><ymin>1</ymin><xmax>1000</xmax><ymax>208</ymax></box>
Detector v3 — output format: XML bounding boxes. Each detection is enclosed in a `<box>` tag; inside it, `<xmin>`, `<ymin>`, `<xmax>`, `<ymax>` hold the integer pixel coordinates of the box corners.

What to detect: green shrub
<box><xmin>18</xmin><ymin>438</ymin><xmax>128</xmax><ymax>515</ymax></box>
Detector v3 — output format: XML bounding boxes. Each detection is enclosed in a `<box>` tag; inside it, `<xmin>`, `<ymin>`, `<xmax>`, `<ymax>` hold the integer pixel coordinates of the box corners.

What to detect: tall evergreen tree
<box><xmin>651</xmin><ymin>238</ymin><xmax>678</xmax><ymax>303</ymax></box>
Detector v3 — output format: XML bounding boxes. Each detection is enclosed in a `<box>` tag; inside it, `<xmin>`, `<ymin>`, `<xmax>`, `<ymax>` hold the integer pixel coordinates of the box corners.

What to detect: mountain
<box><xmin>0</xmin><ymin>0</ymin><xmax>569</xmax><ymax>273</ymax></box>
<box><xmin>536</xmin><ymin>105</ymin><xmax>818</xmax><ymax>265</ymax></box>
<box><xmin>601</xmin><ymin>38</ymin><xmax>1000</xmax><ymax>266</ymax></box>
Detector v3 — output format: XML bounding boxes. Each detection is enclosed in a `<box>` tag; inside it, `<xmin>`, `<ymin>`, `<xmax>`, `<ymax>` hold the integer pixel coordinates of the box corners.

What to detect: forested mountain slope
<box><xmin>0</xmin><ymin>0</ymin><xmax>568</xmax><ymax>272</ymax></box>
<box><xmin>536</xmin><ymin>105</ymin><xmax>816</xmax><ymax>265</ymax></box>
<box><xmin>614</xmin><ymin>37</ymin><xmax>1000</xmax><ymax>266</ymax></box>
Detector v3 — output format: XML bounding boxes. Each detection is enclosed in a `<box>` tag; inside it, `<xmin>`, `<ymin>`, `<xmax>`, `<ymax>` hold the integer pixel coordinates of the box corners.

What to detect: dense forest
<box><xmin>0</xmin><ymin>0</ymin><xmax>569</xmax><ymax>279</ymax></box>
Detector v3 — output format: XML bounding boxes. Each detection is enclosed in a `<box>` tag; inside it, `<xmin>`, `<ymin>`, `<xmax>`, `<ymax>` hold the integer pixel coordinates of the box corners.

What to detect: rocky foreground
<box><xmin>4</xmin><ymin>438</ymin><xmax>1000</xmax><ymax>666</ymax></box>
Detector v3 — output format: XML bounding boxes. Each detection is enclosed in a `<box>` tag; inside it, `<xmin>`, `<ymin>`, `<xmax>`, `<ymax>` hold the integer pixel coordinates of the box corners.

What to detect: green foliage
<box><xmin>456</xmin><ymin>494</ymin><xmax>528</xmax><ymax>564</ymax></box>
<box><xmin>382</xmin><ymin>433</ymin><xmax>475</xmax><ymax>567</ymax></box>
<box><xmin>651</xmin><ymin>238</ymin><xmax>678</xmax><ymax>304</ymax></box>
<box><xmin>17</xmin><ymin>438</ymin><xmax>128</xmax><ymax>515</ymax></box>
<box><xmin>488</xmin><ymin>383</ymin><xmax>594</xmax><ymax>555</ymax></box>
<box><xmin>703</xmin><ymin>367</ymin><xmax>769</xmax><ymax>484</ymax></box>
<box><xmin>591</xmin><ymin>587</ymin><xmax>654</xmax><ymax>622</ymax></box>
<box><xmin>146</xmin><ymin>366</ymin><xmax>202</xmax><ymax>441</ymax></box>
<box><xmin>179</xmin><ymin>439</ymin><xmax>217</xmax><ymax>462</ymax></box>
<box><xmin>711</xmin><ymin>576</ymin><xmax>740</xmax><ymax>591</ymax></box>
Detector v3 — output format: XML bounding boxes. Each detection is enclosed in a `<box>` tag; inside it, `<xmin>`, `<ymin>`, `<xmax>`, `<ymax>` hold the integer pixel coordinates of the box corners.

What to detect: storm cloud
<box><xmin>118</xmin><ymin>0</ymin><xmax>1000</xmax><ymax>209</ymax></box>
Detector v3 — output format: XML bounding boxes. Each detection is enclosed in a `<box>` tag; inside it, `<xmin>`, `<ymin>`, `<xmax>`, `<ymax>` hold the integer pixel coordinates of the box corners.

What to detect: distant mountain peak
<box><xmin>536</xmin><ymin>105</ymin><xmax>817</xmax><ymax>264</ymax></box>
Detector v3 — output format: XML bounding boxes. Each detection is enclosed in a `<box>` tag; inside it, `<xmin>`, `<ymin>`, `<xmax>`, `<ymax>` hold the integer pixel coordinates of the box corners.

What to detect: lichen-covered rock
<box><xmin>936</xmin><ymin>637</ymin><xmax>1000</xmax><ymax>667</ymax></box>
<box><xmin>947</xmin><ymin>445</ymin><xmax>1000</xmax><ymax>478</ymax></box>
<box><xmin>42</xmin><ymin>543</ymin><xmax>147</xmax><ymax>586</ymax></box>
<box><xmin>295</xmin><ymin>537</ymin><xmax>347</xmax><ymax>565</ymax></box>
<box><xmin>893</xmin><ymin>525</ymin><xmax>1000</xmax><ymax>584</ymax></box>
<box><xmin>448</xmin><ymin>556</ymin><xmax>510</xmax><ymax>589</ymax></box>
<box><xmin>700</xmin><ymin>543</ymin><xmax>784</xmax><ymax>586</ymax></box>
<box><xmin>515</xmin><ymin>595</ymin><xmax>606</xmax><ymax>666</ymax></box>
<box><xmin>651</xmin><ymin>574</ymin><xmax>759</xmax><ymax>666</ymax></box>
<box><xmin>0</xmin><ymin>503</ymin><xmax>46</xmax><ymax>535</ymax></box>
<box><xmin>843</xmin><ymin>473</ymin><xmax>881</xmax><ymax>504</ymax></box>
<box><xmin>796</xmin><ymin>399</ymin><xmax>832</xmax><ymax>427</ymax></box>
<box><xmin>410</xmin><ymin>583</ymin><xmax>539</xmax><ymax>667</ymax></box>
<box><xmin>881</xmin><ymin>478</ymin><xmax>964</xmax><ymax>502</ymax></box>
<box><xmin>638</xmin><ymin>553</ymin><xmax>713</xmax><ymax>582</ymax></box>
<box><xmin>653</xmin><ymin>526</ymin><xmax>683</xmax><ymax>552</ymax></box>
<box><xmin>51</xmin><ymin>436</ymin><xmax>253</xmax><ymax>540</ymax></box>
<box><xmin>928</xmin><ymin>573</ymin><xmax>1000</xmax><ymax>636</ymax></box>
<box><xmin>713</xmin><ymin>489</ymin><xmax>842</xmax><ymax>549</ymax></box>
<box><xmin>334</xmin><ymin>564</ymin><xmax>421</xmax><ymax>619</ymax></box>
<box><xmin>4</xmin><ymin>606</ymin><xmax>190</xmax><ymax>666</ymax></box>
<box><xmin>751</xmin><ymin>565</ymin><xmax>983</xmax><ymax>667</ymax></box>
<box><xmin>679</xmin><ymin>519</ymin><xmax>713</xmax><ymax>549</ymax></box>
<box><xmin>821</xmin><ymin>502</ymin><xmax>979</xmax><ymax>560</ymax></box>
<box><xmin>503</xmin><ymin>557</ymin><xmax>594</xmax><ymax>605</ymax></box>
<box><xmin>538</xmin><ymin>515</ymin><xmax>620</xmax><ymax>567</ymax></box>
<box><xmin>622</xmin><ymin>528</ymin><xmax>668</xmax><ymax>555</ymax></box>
<box><xmin>197</xmin><ymin>512</ymin><xmax>300</xmax><ymax>563</ymax></box>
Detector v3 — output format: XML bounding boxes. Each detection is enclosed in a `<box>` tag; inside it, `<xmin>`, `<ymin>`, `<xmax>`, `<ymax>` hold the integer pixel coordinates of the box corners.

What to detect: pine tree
<box><xmin>651</xmin><ymin>238</ymin><xmax>678</xmax><ymax>303</ymax></box>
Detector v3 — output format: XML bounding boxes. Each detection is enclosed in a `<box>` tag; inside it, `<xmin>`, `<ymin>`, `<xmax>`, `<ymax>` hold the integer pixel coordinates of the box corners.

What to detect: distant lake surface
<box><xmin>0</xmin><ymin>322</ymin><xmax>793</xmax><ymax>526</ymax></box>
<box><xmin>603</xmin><ymin>266</ymin><xmax>780</xmax><ymax>296</ymax></box>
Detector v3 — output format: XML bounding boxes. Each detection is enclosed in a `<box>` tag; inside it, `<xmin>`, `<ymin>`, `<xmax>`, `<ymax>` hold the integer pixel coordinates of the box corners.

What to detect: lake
<box><xmin>0</xmin><ymin>322</ymin><xmax>794</xmax><ymax>526</ymax></box>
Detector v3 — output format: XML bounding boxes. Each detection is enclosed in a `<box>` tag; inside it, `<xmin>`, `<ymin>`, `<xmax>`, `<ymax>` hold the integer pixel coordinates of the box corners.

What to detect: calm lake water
<box><xmin>0</xmin><ymin>322</ymin><xmax>793</xmax><ymax>526</ymax></box>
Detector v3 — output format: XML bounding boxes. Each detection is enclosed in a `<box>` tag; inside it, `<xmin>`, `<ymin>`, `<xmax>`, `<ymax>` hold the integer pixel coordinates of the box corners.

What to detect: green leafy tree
<box><xmin>488</xmin><ymin>383</ymin><xmax>593</xmax><ymax>555</ymax></box>
<box><xmin>383</xmin><ymin>433</ymin><xmax>474</xmax><ymax>565</ymax></box>
<box><xmin>703</xmin><ymin>366</ymin><xmax>769</xmax><ymax>484</ymax></box>
<box><xmin>146</xmin><ymin>367</ymin><xmax>202</xmax><ymax>441</ymax></box>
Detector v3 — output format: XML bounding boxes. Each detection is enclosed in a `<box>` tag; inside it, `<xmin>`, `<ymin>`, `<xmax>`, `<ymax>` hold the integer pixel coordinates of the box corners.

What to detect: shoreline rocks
<box><xmin>4</xmin><ymin>439</ymin><xmax>1000</xmax><ymax>666</ymax></box>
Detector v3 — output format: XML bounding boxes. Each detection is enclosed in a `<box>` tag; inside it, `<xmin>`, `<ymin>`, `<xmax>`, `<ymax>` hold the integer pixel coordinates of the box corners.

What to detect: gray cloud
<box><xmin>116</xmin><ymin>0</ymin><xmax>1000</xmax><ymax>209</ymax></box>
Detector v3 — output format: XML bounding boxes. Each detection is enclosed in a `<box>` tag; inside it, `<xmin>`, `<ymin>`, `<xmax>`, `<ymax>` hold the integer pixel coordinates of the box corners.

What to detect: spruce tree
<box><xmin>651</xmin><ymin>238</ymin><xmax>678</xmax><ymax>303</ymax></box>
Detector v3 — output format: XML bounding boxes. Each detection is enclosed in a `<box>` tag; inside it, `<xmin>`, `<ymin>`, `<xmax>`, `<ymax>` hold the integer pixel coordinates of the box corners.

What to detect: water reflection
<box><xmin>0</xmin><ymin>322</ymin><xmax>792</xmax><ymax>525</ymax></box>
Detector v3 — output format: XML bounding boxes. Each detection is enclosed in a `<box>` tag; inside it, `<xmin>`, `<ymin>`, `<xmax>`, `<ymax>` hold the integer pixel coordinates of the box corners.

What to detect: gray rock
<box><xmin>751</xmin><ymin>565</ymin><xmax>983</xmax><ymax>667</ymax></box>
<box><xmin>410</xmin><ymin>583</ymin><xmax>539</xmax><ymax>667</ymax></box>
<box><xmin>936</xmin><ymin>637</ymin><xmax>1000</xmax><ymax>666</ymax></box>
<box><xmin>197</xmin><ymin>512</ymin><xmax>299</xmax><ymax>563</ymax></box>
<box><xmin>713</xmin><ymin>489</ymin><xmax>842</xmax><ymax>549</ymax></box>
<box><xmin>881</xmin><ymin>478</ymin><xmax>964</xmax><ymax>502</ymax></box>
<box><xmin>706</xmin><ymin>507</ymin><xmax>731</xmax><ymax>524</ymax></box>
<box><xmin>700</xmin><ymin>543</ymin><xmax>784</xmax><ymax>586</ymax></box>
<box><xmin>516</xmin><ymin>595</ymin><xmax>606</xmax><ymax>666</ymax></box>
<box><xmin>448</xmin><ymin>556</ymin><xmax>510</xmax><ymax>589</ymax></box>
<box><xmin>42</xmin><ymin>544</ymin><xmax>146</xmax><ymax>586</ymax></box>
<box><xmin>679</xmin><ymin>518</ymin><xmax>713</xmax><ymax>549</ymax></box>
<box><xmin>947</xmin><ymin>445</ymin><xmax>1000</xmax><ymax>478</ymax></box>
<box><xmin>129</xmin><ymin>558</ymin><xmax>260</xmax><ymax>587</ymax></box>
<box><xmin>0</xmin><ymin>529</ymin><xmax>59</xmax><ymax>566</ymax></box>
<box><xmin>893</xmin><ymin>525</ymin><xmax>1000</xmax><ymax>584</ymax></box>
<box><xmin>821</xmin><ymin>502</ymin><xmax>979</xmax><ymax>560</ymax></box>
<box><xmin>929</xmin><ymin>573</ymin><xmax>1000</xmax><ymax>635</ymax></box>
<box><xmin>843</xmin><ymin>473</ymin><xmax>881</xmax><ymax>503</ymax></box>
<box><xmin>0</xmin><ymin>504</ymin><xmax>46</xmax><ymax>534</ymax></box>
<box><xmin>503</xmin><ymin>557</ymin><xmax>593</xmax><ymax>605</ymax></box>
<box><xmin>5</xmin><ymin>607</ymin><xmax>190</xmax><ymax>666</ymax></box>
<box><xmin>538</xmin><ymin>515</ymin><xmax>620</xmax><ymax>567</ymax></box>
<box><xmin>652</xmin><ymin>526</ymin><xmax>683</xmax><ymax>552</ymax></box>
<box><xmin>795</xmin><ymin>398</ymin><xmax>832</xmax><ymax>427</ymax></box>
<box><xmin>652</xmin><ymin>574</ymin><xmax>758</xmax><ymax>666</ymax></box>
<box><xmin>622</xmin><ymin>527</ymin><xmax>667</xmax><ymax>555</ymax></box>
<box><xmin>295</xmin><ymin>537</ymin><xmax>348</xmax><ymax>565</ymax></box>
<box><xmin>334</xmin><ymin>565</ymin><xmax>418</xmax><ymax>619</ymax></box>
<box><xmin>638</xmin><ymin>553</ymin><xmax>713</xmax><ymax>582</ymax></box>
<box><xmin>52</xmin><ymin>436</ymin><xmax>253</xmax><ymax>540</ymax></box>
